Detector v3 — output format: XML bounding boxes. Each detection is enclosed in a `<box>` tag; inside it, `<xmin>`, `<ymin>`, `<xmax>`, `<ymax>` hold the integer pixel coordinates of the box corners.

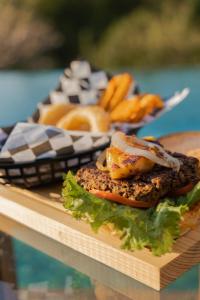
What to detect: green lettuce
<box><xmin>62</xmin><ymin>172</ymin><xmax>200</xmax><ymax>256</ymax></box>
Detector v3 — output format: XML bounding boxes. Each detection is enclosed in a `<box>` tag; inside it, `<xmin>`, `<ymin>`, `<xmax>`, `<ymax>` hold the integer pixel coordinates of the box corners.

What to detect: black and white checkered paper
<box><xmin>0</xmin><ymin>123</ymin><xmax>110</xmax><ymax>163</ymax></box>
<box><xmin>31</xmin><ymin>60</ymin><xmax>138</xmax><ymax>123</ymax></box>
<box><xmin>0</xmin><ymin>125</ymin><xmax>14</xmax><ymax>151</ymax></box>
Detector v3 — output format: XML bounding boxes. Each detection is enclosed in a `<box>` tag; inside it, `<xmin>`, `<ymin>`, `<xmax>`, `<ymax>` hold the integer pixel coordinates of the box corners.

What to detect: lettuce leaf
<box><xmin>62</xmin><ymin>171</ymin><xmax>199</xmax><ymax>256</ymax></box>
<box><xmin>176</xmin><ymin>181</ymin><xmax>200</xmax><ymax>207</ymax></box>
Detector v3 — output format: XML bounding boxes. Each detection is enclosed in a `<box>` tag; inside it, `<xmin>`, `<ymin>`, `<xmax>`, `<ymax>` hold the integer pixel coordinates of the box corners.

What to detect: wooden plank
<box><xmin>0</xmin><ymin>215</ymin><xmax>160</xmax><ymax>300</ymax></box>
<box><xmin>0</xmin><ymin>183</ymin><xmax>200</xmax><ymax>291</ymax></box>
<box><xmin>1</xmin><ymin>215</ymin><xmax>199</xmax><ymax>300</ymax></box>
<box><xmin>159</xmin><ymin>131</ymin><xmax>200</xmax><ymax>153</ymax></box>
<box><xmin>0</xmin><ymin>184</ymin><xmax>161</xmax><ymax>290</ymax></box>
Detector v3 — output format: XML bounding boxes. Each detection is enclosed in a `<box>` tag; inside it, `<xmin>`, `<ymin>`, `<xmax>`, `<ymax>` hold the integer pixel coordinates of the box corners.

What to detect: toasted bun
<box><xmin>39</xmin><ymin>103</ymin><xmax>75</xmax><ymax>125</ymax></box>
<box><xmin>57</xmin><ymin>105</ymin><xmax>110</xmax><ymax>132</ymax></box>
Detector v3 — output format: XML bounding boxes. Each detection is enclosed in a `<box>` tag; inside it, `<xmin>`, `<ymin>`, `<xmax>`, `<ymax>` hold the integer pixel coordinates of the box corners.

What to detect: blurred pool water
<box><xmin>13</xmin><ymin>238</ymin><xmax>92</xmax><ymax>290</ymax></box>
<box><xmin>0</xmin><ymin>67</ymin><xmax>200</xmax><ymax>137</ymax></box>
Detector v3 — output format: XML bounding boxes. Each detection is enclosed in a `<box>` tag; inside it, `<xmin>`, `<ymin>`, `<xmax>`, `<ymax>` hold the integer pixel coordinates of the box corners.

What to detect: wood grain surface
<box><xmin>1</xmin><ymin>214</ymin><xmax>199</xmax><ymax>300</ymax></box>
<box><xmin>0</xmin><ymin>131</ymin><xmax>200</xmax><ymax>291</ymax></box>
<box><xmin>159</xmin><ymin>131</ymin><xmax>200</xmax><ymax>154</ymax></box>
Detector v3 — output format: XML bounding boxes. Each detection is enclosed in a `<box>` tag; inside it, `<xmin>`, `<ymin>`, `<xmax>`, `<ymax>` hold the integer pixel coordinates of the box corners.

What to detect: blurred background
<box><xmin>1</xmin><ymin>0</ymin><xmax>200</xmax><ymax>70</ymax></box>
<box><xmin>1</xmin><ymin>0</ymin><xmax>200</xmax><ymax>135</ymax></box>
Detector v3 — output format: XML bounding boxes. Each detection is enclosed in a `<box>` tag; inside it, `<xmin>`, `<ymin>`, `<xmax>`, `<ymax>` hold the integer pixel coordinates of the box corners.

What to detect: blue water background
<box><xmin>0</xmin><ymin>68</ymin><xmax>200</xmax><ymax>136</ymax></box>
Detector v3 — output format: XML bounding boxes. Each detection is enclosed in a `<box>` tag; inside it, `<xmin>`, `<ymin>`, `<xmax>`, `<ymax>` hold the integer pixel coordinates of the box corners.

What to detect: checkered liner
<box><xmin>0</xmin><ymin>126</ymin><xmax>14</xmax><ymax>151</ymax></box>
<box><xmin>0</xmin><ymin>123</ymin><xmax>109</xmax><ymax>163</ymax></box>
<box><xmin>31</xmin><ymin>60</ymin><xmax>138</xmax><ymax>123</ymax></box>
<box><xmin>0</xmin><ymin>123</ymin><xmax>109</xmax><ymax>187</ymax></box>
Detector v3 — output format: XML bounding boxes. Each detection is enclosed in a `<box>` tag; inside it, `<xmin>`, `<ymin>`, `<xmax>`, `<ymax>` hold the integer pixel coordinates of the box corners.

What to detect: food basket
<box><xmin>0</xmin><ymin>123</ymin><xmax>110</xmax><ymax>187</ymax></box>
<box><xmin>0</xmin><ymin>143</ymin><xmax>107</xmax><ymax>188</ymax></box>
<box><xmin>0</xmin><ymin>60</ymin><xmax>189</xmax><ymax>187</ymax></box>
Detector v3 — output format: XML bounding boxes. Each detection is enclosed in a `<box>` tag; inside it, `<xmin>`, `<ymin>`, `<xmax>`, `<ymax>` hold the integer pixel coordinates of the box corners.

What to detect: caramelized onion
<box><xmin>96</xmin><ymin>150</ymin><xmax>108</xmax><ymax>171</ymax></box>
<box><xmin>111</xmin><ymin>132</ymin><xmax>181</xmax><ymax>171</ymax></box>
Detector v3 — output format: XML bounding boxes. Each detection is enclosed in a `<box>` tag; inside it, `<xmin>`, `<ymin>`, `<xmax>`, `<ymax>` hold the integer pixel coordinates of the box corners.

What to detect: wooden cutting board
<box><xmin>0</xmin><ymin>131</ymin><xmax>200</xmax><ymax>291</ymax></box>
<box><xmin>159</xmin><ymin>131</ymin><xmax>200</xmax><ymax>154</ymax></box>
<box><xmin>1</xmin><ymin>214</ymin><xmax>199</xmax><ymax>300</ymax></box>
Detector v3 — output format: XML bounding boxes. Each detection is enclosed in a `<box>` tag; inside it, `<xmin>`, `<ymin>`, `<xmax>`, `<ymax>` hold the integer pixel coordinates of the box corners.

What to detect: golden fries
<box><xmin>110</xmin><ymin>94</ymin><xmax>164</xmax><ymax>123</ymax></box>
<box><xmin>99</xmin><ymin>76</ymin><xmax>116</xmax><ymax>110</ymax></box>
<box><xmin>108</xmin><ymin>73</ymin><xmax>133</xmax><ymax>111</ymax></box>
<box><xmin>99</xmin><ymin>72</ymin><xmax>164</xmax><ymax>124</ymax></box>
<box><xmin>99</xmin><ymin>73</ymin><xmax>133</xmax><ymax>111</ymax></box>
<box><xmin>140</xmin><ymin>94</ymin><xmax>164</xmax><ymax>115</ymax></box>
<box><xmin>110</xmin><ymin>96</ymin><xmax>145</xmax><ymax>123</ymax></box>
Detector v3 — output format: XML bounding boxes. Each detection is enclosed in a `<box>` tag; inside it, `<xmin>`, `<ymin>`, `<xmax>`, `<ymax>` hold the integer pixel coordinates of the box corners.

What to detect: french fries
<box><xmin>140</xmin><ymin>94</ymin><xmax>164</xmax><ymax>115</ymax></box>
<box><xmin>110</xmin><ymin>96</ymin><xmax>145</xmax><ymax>123</ymax></box>
<box><xmin>99</xmin><ymin>73</ymin><xmax>133</xmax><ymax>111</ymax></box>
<box><xmin>108</xmin><ymin>73</ymin><xmax>133</xmax><ymax>111</ymax></box>
<box><xmin>99</xmin><ymin>73</ymin><xmax>164</xmax><ymax>124</ymax></box>
<box><xmin>98</xmin><ymin>76</ymin><xmax>116</xmax><ymax>110</ymax></box>
<box><xmin>110</xmin><ymin>94</ymin><xmax>164</xmax><ymax>123</ymax></box>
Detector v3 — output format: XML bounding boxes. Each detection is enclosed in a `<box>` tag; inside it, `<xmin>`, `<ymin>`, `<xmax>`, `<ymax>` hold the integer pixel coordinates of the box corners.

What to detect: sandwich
<box><xmin>62</xmin><ymin>132</ymin><xmax>200</xmax><ymax>256</ymax></box>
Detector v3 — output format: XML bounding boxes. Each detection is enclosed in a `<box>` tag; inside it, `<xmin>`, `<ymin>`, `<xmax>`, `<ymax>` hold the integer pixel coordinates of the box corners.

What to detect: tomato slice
<box><xmin>172</xmin><ymin>182</ymin><xmax>194</xmax><ymax>196</ymax></box>
<box><xmin>90</xmin><ymin>189</ymin><xmax>157</xmax><ymax>208</ymax></box>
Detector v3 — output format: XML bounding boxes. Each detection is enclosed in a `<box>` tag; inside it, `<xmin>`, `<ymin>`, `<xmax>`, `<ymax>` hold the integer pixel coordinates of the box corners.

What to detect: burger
<box><xmin>62</xmin><ymin>132</ymin><xmax>200</xmax><ymax>256</ymax></box>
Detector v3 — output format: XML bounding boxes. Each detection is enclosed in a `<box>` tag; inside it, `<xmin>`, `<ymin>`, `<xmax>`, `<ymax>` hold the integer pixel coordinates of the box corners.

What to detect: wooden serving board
<box><xmin>159</xmin><ymin>131</ymin><xmax>200</xmax><ymax>154</ymax></box>
<box><xmin>1</xmin><ymin>215</ymin><xmax>199</xmax><ymax>300</ymax></box>
<box><xmin>0</xmin><ymin>131</ymin><xmax>200</xmax><ymax>291</ymax></box>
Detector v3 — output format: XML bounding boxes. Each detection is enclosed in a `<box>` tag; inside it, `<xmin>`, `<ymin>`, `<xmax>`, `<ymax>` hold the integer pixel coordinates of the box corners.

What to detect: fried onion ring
<box><xmin>57</xmin><ymin>105</ymin><xmax>110</xmax><ymax>132</ymax></box>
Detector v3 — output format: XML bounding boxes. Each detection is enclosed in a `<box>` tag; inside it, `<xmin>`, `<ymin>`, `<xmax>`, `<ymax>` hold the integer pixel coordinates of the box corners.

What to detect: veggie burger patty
<box><xmin>76</xmin><ymin>152</ymin><xmax>199</xmax><ymax>203</ymax></box>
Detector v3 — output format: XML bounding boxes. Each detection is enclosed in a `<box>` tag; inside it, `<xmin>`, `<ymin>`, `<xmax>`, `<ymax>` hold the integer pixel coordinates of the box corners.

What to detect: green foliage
<box><xmin>0</xmin><ymin>1</ymin><xmax>61</xmax><ymax>69</ymax></box>
<box><xmin>26</xmin><ymin>0</ymin><xmax>140</xmax><ymax>66</ymax></box>
<box><xmin>177</xmin><ymin>181</ymin><xmax>200</xmax><ymax>207</ymax></box>
<box><xmin>62</xmin><ymin>172</ymin><xmax>200</xmax><ymax>256</ymax></box>
<box><xmin>2</xmin><ymin>0</ymin><xmax>200</xmax><ymax>68</ymax></box>
<box><xmin>87</xmin><ymin>2</ymin><xmax>200</xmax><ymax>68</ymax></box>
